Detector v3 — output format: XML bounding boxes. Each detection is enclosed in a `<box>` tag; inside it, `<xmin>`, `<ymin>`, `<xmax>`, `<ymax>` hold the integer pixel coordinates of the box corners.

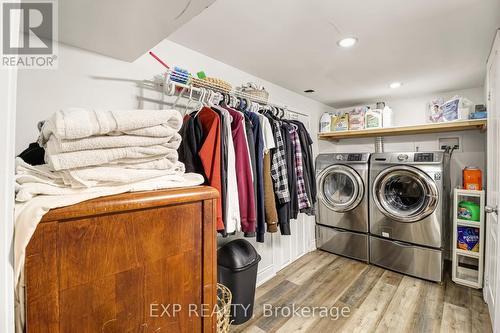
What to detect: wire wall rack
<box><xmin>147</xmin><ymin>51</ymin><xmax>309</xmax><ymax>119</ymax></box>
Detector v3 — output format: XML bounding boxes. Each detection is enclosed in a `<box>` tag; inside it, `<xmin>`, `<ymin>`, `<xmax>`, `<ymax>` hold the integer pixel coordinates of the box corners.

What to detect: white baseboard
<box><xmin>256</xmin><ymin>265</ymin><xmax>275</xmax><ymax>286</ymax></box>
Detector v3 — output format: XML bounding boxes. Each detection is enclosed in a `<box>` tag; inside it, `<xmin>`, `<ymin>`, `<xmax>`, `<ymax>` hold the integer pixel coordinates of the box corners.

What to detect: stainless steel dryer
<box><xmin>369</xmin><ymin>152</ymin><xmax>446</xmax><ymax>282</ymax></box>
<box><xmin>316</xmin><ymin>153</ymin><xmax>370</xmax><ymax>262</ymax></box>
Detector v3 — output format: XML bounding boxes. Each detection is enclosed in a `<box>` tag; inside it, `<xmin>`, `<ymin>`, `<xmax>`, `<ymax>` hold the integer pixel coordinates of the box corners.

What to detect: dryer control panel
<box><xmin>347</xmin><ymin>154</ymin><xmax>363</xmax><ymax>161</ymax></box>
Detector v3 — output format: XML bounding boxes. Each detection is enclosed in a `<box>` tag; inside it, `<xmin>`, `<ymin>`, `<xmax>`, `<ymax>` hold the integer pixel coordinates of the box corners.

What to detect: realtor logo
<box><xmin>1</xmin><ymin>0</ymin><xmax>58</xmax><ymax>68</ymax></box>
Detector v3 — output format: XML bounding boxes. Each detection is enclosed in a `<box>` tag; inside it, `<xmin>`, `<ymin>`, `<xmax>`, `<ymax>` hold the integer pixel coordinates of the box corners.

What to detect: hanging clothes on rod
<box><xmin>151</xmin><ymin>65</ymin><xmax>315</xmax><ymax>242</ymax></box>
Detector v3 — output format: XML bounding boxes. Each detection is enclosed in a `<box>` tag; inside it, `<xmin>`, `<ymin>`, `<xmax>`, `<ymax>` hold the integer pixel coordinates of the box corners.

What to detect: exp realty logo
<box><xmin>1</xmin><ymin>0</ymin><xmax>57</xmax><ymax>68</ymax></box>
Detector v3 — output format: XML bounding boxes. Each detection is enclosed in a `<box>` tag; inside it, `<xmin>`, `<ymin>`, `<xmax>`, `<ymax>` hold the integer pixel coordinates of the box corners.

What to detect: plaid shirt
<box><xmin>270</xmin><ymin>120</ymin><xmax>290</xmax><ymax>203</ymax></box>
<box><xmin>289</xmin><ymin>125</ymin><xmax>310</xmax><ymax>210</ymax></box>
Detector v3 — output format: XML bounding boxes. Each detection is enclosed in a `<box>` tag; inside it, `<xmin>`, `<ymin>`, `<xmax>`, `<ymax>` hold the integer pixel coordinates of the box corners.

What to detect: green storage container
<box><xmin>458</xmin><ymin>201</ymin><xmax>480</xmax><ymax>222</ymax></box>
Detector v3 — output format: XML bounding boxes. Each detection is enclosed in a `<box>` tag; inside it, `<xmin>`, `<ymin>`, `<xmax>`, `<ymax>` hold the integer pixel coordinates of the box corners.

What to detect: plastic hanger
<box><xmin>272</xmin><ymin>106</ymin><xmax>278</xmax><ymax>117</ymax></box>
<box><xmin>244</xmin><ymin>98</ymin><xmax>251</xmax><ymax>111</ymax></box>
<box><xmin>192</xmin><ymin>88</ymin><xmax>206</xmax><ymax>118</ymax></box>
<box><xmin>201</xmin><ymin>88</ymin><xmax>208</xmax><ymax>106</ymax></box>
<box><xmin>215</xmin><ymin>92</ymin><xmax>223</xmax><ymax>106</ymax></box>
<box><xmin>253</xmin><ymin>102</ymin><xmax>260</xmax><ymax>113</ymax></box>
<box><xmin>240</xmin><ymin>98</ymin><xmax>247</xmax><ymax>111</ymax></box>
<box><xmin>196</xmin><ymin>88</ymin><xmax>205</xmax><ymax>109</ymax></box>
<box><xmin>183</xmin><ymin>85</ymin><xmax>195</xmax><ymax>114</ymax></box>
<box><xmin>221</xmin><ymin>93</ymin><xmax>229</xmax><ymax>106</ymax></box>
<box><xmin>207</xmin><ymin>89</ymin><xmax>214</xmax><ymax>107</ymax></box>
<box><xmin>208</xmin><ymin>90</ymin><xmax>215</xmax><ymax>107</ymax></box>
<box><xmin>172</xmin><ymin>86</ymin><xmax>187</xmax><ymax>111</ymax></box>
<box><xmin>203</xmin><ymin>89</ymin><xmax>210</xmax><ymax>106</ymax></box>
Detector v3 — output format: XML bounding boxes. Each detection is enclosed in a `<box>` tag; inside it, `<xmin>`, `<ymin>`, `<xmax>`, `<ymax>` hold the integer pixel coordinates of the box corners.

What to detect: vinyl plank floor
<box><xmin>234</xmin><ymin>250</ymin><xmax>492</xmax><ymax>333</ymax></box>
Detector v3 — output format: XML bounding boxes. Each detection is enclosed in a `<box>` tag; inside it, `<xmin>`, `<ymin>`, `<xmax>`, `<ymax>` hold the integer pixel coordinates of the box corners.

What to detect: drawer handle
<box><xmin>392</xmin><ymin>240</ymin><xmax>413</xmax><ymax>248</ymax></box>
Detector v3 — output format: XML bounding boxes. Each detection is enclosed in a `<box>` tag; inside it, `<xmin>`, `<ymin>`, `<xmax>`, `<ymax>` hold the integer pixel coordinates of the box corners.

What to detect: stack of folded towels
<box><xmin>15</xmin><ymin>108</ymin><xmax>204</xmax><ymax>201</ymax></box>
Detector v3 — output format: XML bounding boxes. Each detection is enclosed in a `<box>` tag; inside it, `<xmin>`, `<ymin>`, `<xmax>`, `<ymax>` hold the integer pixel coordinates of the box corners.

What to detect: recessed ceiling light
<box><xmin>337</xmin><ymin>37</ymin><xmax>358</xmax><ymax>48</ymax></box>
<box><xmin>304</xmin><ymin>89</ymin><xmax>315</xmax><ymax>93</ymax></box>
<box><xmin>389</xmin><ymin>82</ymin><xmax>402</xmax><ymax>89</ymax></box>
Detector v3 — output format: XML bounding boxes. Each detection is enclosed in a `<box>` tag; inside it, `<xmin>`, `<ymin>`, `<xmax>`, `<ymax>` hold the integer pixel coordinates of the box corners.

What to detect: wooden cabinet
<box><xmin>24</xmin><ymin>186</ymin><xmax>218</xmax><ymax>333</ymax></box>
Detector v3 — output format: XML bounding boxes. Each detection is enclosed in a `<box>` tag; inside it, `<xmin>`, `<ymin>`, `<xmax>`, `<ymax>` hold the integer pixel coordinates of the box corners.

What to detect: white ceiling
<box><xmin>168</xmin><ymin>0</ymin><xmax>500</xmax><ymax>107</ymax></box>
<box><xmin>57</xmin><ymin>0</ymin><xmax>216</xmax><ymax>62</ymax></box>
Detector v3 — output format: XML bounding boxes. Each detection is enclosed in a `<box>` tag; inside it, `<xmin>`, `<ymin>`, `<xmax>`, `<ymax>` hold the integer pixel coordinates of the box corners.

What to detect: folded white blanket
<box><xmin>14</xmin><ymin>171</ymin><xmax>205</xmax><ymax>333</ymax></box>
<box><xmin>67</xmin><ymin>165</ymin><xmax>185</xmax><ymax>187</ymax></box>
<box><xmin>16</xmin><ymin>170</ymin><xmax>193</xmax><ymax>201</ymax></box>
<box><xmin>16</xmin><ymin>158</ymin><xmax>186</xmax><ymax>192</ymax></box>
<box><xmin>45</xmin><ymin>132</ymin><xmax>181</xmax><ymax>154</ymax></box>
<box><xmin>40</xmin><ymin>108</ymin><xmax>183</xmax><ymax>141</ymax></box>
<box><xmin>46</xmin><ymin>143</ymin><xmax>180</xmax><ymax>170</ymax></box>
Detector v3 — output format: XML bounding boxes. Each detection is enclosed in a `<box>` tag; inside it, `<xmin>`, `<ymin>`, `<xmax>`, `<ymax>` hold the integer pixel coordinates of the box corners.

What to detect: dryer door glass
<box><xmin>373</xmin><ymin>166</ymin><xmax>439</xmax><ymax>222</ymax></box>
<box><xmin>318</xmin><ymin>165</ymin><xmax>364</xmax><ymax>212</ymax></box>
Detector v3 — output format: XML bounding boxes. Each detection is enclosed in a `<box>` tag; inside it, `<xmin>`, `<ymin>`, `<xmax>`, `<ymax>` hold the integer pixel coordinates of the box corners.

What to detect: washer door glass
<box><xmin>319</xmin><ymin>165</ymin><xmax>364</xmax><ymax>212</ymax></box>
<box><xmin>384</xmin><ymin>175</ymin><xmax>425</xmax><ymax>213</ymax></box>
<box><xmin>373</xmin><ymin>166</ymin><xmax>438</xmax><ymax>222</ymax></box>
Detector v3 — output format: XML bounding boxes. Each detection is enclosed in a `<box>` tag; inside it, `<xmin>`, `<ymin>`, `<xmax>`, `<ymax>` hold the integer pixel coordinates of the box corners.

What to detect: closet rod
<box><xmin>149</xmin><ymin>52</ymin><xmax>309</xmax><ymax>118</ymax></box>
<box><xmin>161</xmin><ymin>73</ymin><xmax>309</xmax><ymax>118</ymax></box>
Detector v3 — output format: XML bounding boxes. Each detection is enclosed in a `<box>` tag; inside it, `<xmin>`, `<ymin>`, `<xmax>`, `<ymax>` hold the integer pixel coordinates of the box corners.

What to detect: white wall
<box><xmin>15</xmin><ymin>39</ymin><xmax>335</xmax><ymax>285</ymax></box>
<box><xmin>318</xmin><ymin>87</ymin><xmax>487</xmax><ymax>258</ymax></box>
<box><xmin>375</xmin><ymin>87</ymin><xmax>485</xmax><ymax>126</ymax></box>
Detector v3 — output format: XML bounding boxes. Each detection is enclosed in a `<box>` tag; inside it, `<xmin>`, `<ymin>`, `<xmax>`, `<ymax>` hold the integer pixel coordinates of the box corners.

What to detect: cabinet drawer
<box><xmin>370</xmin><ymin>236</ymin><xmax>442</xmax><ymax>282</ymax></box>
<box><xmin>316</xmin><ymin>225</ymin><xmax>368</xmax><ymax>262</ymax></box>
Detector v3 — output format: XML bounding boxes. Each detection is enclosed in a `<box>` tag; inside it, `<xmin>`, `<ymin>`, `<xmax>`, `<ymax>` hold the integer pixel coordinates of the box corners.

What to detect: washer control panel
<box><xmin>414</xmin><ymin>153</ymin><xmax>434</xmax><ymax>162</ymax></box>
<box><xmin>397</xmin><ymin>154</ymin><xmax>409</xmax><ymax>161</ymax></box>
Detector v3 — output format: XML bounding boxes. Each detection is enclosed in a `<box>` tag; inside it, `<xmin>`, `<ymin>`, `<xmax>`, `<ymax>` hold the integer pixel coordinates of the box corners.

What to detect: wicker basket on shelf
<box><xmin>194</xmin><ymin>77</ymin><xmax>233</xmax><ymax>91</ymax></box>
<box><xmin>236</xmin><ymin>83</ymin><xmax>269</xmax><ymax>103</ymax></box>
<box><xmin>217</xmin><ymin>283</ymin><xmax>232</xmax><ymax>333</ymax></box>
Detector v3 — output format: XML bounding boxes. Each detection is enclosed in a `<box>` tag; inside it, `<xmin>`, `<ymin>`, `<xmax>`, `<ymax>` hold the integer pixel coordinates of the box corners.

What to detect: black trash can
<box><xmin>217</xmin><ymin>239</ymin><xmax>261</xmax><ymax>325</ymax></box>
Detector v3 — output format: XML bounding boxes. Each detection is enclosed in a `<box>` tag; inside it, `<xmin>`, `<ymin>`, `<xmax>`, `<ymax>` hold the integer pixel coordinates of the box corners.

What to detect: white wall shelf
<box><xmin>318</xmin><ymin>119</ymin><xmax>486</xmax><ymax>140</ymax></box>
<box><xmin>452</xmin><ymin>188</ymin><xmax>485</xmax><ymax>289</ymax></box>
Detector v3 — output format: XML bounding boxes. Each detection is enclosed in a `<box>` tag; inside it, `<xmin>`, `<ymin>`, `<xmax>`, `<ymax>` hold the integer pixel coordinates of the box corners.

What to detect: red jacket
<box><xmin>226</xmin><ymin>108</ymin><xmax>256</xmax><ymax>233</ymax></box>
<box><xmin>197</xmin><ymin>107</ymin><xmax>224</xmax><ymax>230</ymax></box>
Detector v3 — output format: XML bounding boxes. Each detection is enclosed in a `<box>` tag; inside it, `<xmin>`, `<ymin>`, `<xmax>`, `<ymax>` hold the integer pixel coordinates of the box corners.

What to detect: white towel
<box><xmin>45</xmin><ymin>132</ymin><xmax>180</xmax><ymax>154</ymax></box>
<box><xmin>40</xmin><ymin>108</ymin><xmax>183</xmax><ymax>141</ymax></box>
<box><xmin>119</xmin><ymin>156</ymin><xmax>184</xmax><ymax>170</ymax></box>
<box><xmin>46</xmin><ymin>143</ymin><xmax>180</xmax><ymax>170</ymax></box>
<box><xmin>15</xmin><ymin>161</ymin><xmax>63</xmax><ymax>182</ymax></box>
<box><xmin>16</xmin><ymin>171</ymin><xmax>194</xmax><ymax>201</ymax></box>
<box><xmin>14</xmin><ymin>171</ymin><xmax>205</xmax><ymax>333</ymax></box>
<box><xmin>66</xmin><ymin>165</ymin><xmax>185</xmax><ymax>188</ymax></box>
<box><xmin>16</xmin><ymin>158</ymin><xmax>186</xmax><ymax>190</ymax></box>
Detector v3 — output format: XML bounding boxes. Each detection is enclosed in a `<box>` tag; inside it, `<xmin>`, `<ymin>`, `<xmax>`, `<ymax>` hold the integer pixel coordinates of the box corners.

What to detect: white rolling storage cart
<box><xmin>452</xmin><ymin>188</ymin><xmax>485</xmax><ymax>288</ymax></box>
